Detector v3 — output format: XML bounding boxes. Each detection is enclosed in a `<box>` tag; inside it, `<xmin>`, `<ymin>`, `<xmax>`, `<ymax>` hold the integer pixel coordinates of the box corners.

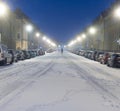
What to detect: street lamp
<box><xmin>46</xmin><ymin>39</ymin><xmax>51</xmax><ymax>44</ymax></box>
<box><xmin>68</xmin><ymin>40</ymin><xmax>77</xmax><ymax>47</ymax></box>
<box><xmin>36</xmin><ymin>32</ymin><xmax>40</xmax><ymax>38</ymax></box>
<box><xmin>42</xmin><ymin>36</ymin><xmax>47</xmax><ymax>41</ymax></box>
<box><xmin>77</xmin><ymin>36</ymin><xmax>82</xmax><ymax>42</ymax></box>
<box><xmin>0</xmin><ymin>2</ymin><xmax>8</xmax><ymax>43</ymax></box>
<box><xmin>114</xmin><ymin>6</ymin><xmax>120</xmax><ymax>18</ymax></box>
<box><xmin>25</xmin><ymin>24</ymin><xmax>33</xmax><ymax>49</ymax></box>
<box><xmin>51</xmin><ymin>43</ymin><xmax>56</xmax><ymax>47</ymax></box>
<box><xmin>26</xmin><ymin>24</ymin><xmax>33</xmax><ymax>32</ymax></box>
<box><xmin>0</xmin><ymin>2</ymin><xmax>8</xmax><ymax>17</ymax></box>
<box><xmin>64</xmin><ymin>45</ymin><xmax>66</xmax><ymax>48</ymax></box>
<box><xmin>89</xmin><ymin>27</ymin><xmax>97</xmax><ymax>35</ymax></box>
<box><xmin>81</xmin><ymin>33</ymin><xmax>86</xmax><ymax>39</ymax></box>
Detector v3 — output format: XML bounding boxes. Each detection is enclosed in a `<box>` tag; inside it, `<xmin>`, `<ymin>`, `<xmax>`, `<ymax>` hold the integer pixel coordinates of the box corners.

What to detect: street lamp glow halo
<box><xmin>36</xmin><ymin>32</ymin><xmax>40</xmax><ymax>37</ymax></box>
<box><xmin>77</xmin><ymin>37</ymin><xmax>82</xmax><ymax>42</ymax></box>
<box><xmin>26</xmin><ymin>25</ymin><xmax>33</xmax><ymax>32</ymax></box>
<box><xmin>58</xmin><ymin>45</ymin><xmax>61</xmax><ymax>48</ymax></box>
<box><xmin>114</xmin><ymin>6</ymin><xmax>120</xmax><ymax>18</ymax></box>
<box><xmin>89</xmin><ymin>27</ymin><xmax>96</xmax><ymax>35</ymax></box>
<box><xmin>68</xmin><ymin>40</ymin><xmax>76</xmax><ymax>47</ymax></box>
<box><xmin>51</xmin><ymin>43</ymin><xmax>56</xmax><ymax>47</ymax></box>
<box><xmin>0</xmin><ymin>2</ymin><xmax>8</xmax><ymax>16</ymax></box>
<box><xmin>46</xmin><ymin>39</ymin><xmax>51</xmax><ymax>44</ymax></box>
<box><xmin>82</xmin><ymin>33</ymin><xmax>86</xmax><ymax>39</ymax></box>
<box><xmin>42</xmin><ymin>36</ymin><xmax>47</xmax><ymax>40</ymax></box>
<box><xmin>64</xmin><ymin>45</ymin><xmax>66</xmax><ymax>48</ymax></box>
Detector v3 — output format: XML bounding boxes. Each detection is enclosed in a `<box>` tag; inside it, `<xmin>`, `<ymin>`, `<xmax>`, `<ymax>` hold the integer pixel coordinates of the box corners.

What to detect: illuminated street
<box><xmin>0</xmin><ymin>51</ymin><xmax>120</xmax><ymax>111</ymax></box>
<box><xmin>0</xmin><ymin>0</ymin><xmax>120</xmax><ymax>111</ymax></box>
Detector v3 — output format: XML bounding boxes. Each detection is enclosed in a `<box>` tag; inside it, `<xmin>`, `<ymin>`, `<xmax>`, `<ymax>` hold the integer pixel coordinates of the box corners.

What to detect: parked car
<box><xmin>8</xmin><ymin>49</ymin><xmax>18</xmax><ymax>62</ymax></box>
<box><xmin>84</xmin><ymin>51</ymin><xmax>89</xmax><ymax>58</ymax></box>
<box><xmin>87</xmin><ymin>51</ymin><xmax>93</xmax><ymax>59</ymax></box>
<box><xmin>95</xmin><ymin>51</ymin><xmax>104</xmax><ymax>61</ymax></box>
<box><xmin>28</xmin><ymin>51</ymin><xmax>36</xmax><ymax>58</ymax></box>
<box><xmin>38</xmin><ymin>49</ymin><xmax>45</xmax><ymax>55</ymax></box>
<box><xmin>84</xmin><ymin>50</ymin><xmax>93</xmax><ymax>59</ymax></box>
<box><xmin>79</xmin><ymin>50</ymin><xmax>86</xmax><ymax>56</ymax></box>
<box><xmin>0</xmin><ymin>44</ymin><xmax>13</xmax><ymax>65</ymax></box>
<box><xmin>22</xmin><ymin>50</ymin><xmax>31</xmax><ymax>59</ymax></box>
<box><xmin>91</xmin><ymin>51</ymin><xmax>97</xmax><ymax>60</ymax></box>
<box><xmin>97</xmin><ymin>54</ymin><xmax>104</xmax><ymax>62</ymax></box>
<box><xmin>16</xmin><ymin>50</ymin><xmax>25</xmax><ymax>60</ymax></box>
<box><xmin>107</xmin><ymin>53</ymin><xmax>120</xmax><ymax>68</ymax></box>
<box><xmin>100</xmin><ymin>52</ymin><xmax>111</xmax><ymax>64</ymax></box>
<box><xmin>46</xmin><ymin>49</ymin><xmax>55</xmax><ymax>53</ymax></box>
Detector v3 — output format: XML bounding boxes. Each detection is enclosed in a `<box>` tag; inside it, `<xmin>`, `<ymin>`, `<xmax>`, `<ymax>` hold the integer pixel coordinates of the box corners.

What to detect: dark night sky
<box><xmin>5</xmin><ymin>0</ymin><xmax>114</xmax><ymax>44</ymax></box>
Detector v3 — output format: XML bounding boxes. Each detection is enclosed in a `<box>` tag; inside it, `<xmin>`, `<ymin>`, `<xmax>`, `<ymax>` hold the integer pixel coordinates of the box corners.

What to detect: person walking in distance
<box><xmin>61</xmin><ymin>47</ymin><xmax>63</xmax><ymax>54</ymax></box>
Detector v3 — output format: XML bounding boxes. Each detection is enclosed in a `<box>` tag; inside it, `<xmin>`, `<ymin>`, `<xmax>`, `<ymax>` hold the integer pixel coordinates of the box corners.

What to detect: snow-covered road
<box><xmin>0</xmin><ymin>51</ymin><xmax>120</xmax><ymax>111</ymax></box>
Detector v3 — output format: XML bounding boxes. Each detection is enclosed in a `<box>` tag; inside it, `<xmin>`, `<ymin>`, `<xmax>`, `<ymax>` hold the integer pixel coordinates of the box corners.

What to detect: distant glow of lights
<box><xmin>0</xmin><ymin>2</ymin><xmax>7</xmax><ymax>16</ymax></box>
<box><xmin>26</xmin><ymin>25</ymin><xmax>33</xmax><ymax>32</ymax></box>
<box><xmin>46</xmin><ymin>39</ymin><xmax>51</xmax><ymax>44</ymax></box>
<box><xmin>89</xmin><ymin>27</ymin><xmax>96</xmax><ymax>34</ymax></box>
<box><xmin>36</xmin><ymin>32</ymin><xmax>40</xmax><ymax>37</ymax></box>
<box><xmin>68</xmin><ymin>40</ymin><xmax>77</xmax><ymax>47</ymax></box>
<box><xmin>51</xmin><ymin>43</ymin><xmax>56</xmax><ymax>47</ymax></box>
<box><xmin>114</xmin><ymin>7</ymin><xmax>120</xmax><ymax>18</ymax></box>
<box><xmin>77</xmin><ymin>37</ymin><xmax>82</xmax><ymax>42</ymax></box>
<box><xmin>42</xmin><ymin>36</ymin><xmax>47</xmax><ymax>40</ymax></box>
<box><xmin>58</xmin><ymin>45</ymin><xmax>61</xmax><ymax>48</ymax></box>
<box><xmin>42</xmin><ymin>36</ymin><xmax>56</xmax><ymax>47</ymax></box>
<box><xmin>82</xmin><ymin>33</ymin><xmax>86</xmax><ymax>39</ymax></box>
<box><xmin>64</xmin><ymin>45</ymin><xmax>66</xmax><ymax>48</ymax></box>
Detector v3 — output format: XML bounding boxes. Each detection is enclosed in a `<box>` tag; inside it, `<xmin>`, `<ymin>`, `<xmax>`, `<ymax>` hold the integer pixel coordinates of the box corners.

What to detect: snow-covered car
<box><xmin>100</xmin><ymin>52</ymin><xmax>111</xmax><ymax>64</ymax></box>
<box><xmin>107</xmin><ymin>53</ymin><xmax>120</xmax><ymax>68</ymax></box>
<box><xmin>8</xmin><ymin>49</ymin><xmax>18</xmax><ymax>62</ymax></box>
<box><xmin>0</xmin><ymin>44</ymin><xmax>13</xmax><ymax>65</ymax></box>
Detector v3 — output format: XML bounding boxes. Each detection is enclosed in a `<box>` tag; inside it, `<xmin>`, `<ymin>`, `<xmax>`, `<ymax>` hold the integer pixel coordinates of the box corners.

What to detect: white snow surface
<box><xmin>0</xmin><ymin>51</ymin><xmax>120</xmax><ymax>111</ymax></box>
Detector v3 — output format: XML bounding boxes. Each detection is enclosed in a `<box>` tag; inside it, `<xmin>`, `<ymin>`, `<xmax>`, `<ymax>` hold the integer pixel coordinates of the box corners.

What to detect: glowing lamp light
<box><xmin>0</xmin><ymin>2</ymin><xmax>7</xmax><ymax>16</ymax></box>
<box><xmin>26</xmin><ymin>25</ymin><xmax>33</xmax><ymax>32</ymax></box>
<box><xmin>82</xmin><ymin>34</ymin><xmax>86</xmax><ymax>39</ymax></box>
<box><xmin>114</xmin><ymin>7</ymin><xmax>120</xmax><ymax>18</ymax></box>
<box><xmin>51</xmin><ymin>43</ymin><xmax>56</xmax><ymax>47</ymax></box>
<box><xmin>89</xmin><ymin>27</ymin><xmax>96</xmax><ymax>35</ymax></box>
<box><xmin>58</xmin><ymin>45</ymin><xmax>61</xmax><ymax>48</ymax></box>
<box><xmin>42</xmin><ymin>36</ymin><xmax>47</xmax><ymax>40</ymax></box>
<box><xmin>68</xmin><ymin>40</ymin><xmax>77</xmax><ymax>47</ymax></box>
<box><xmin>77</xmin><ymin>37</ymin><xmax>82</xmax><ymax>42</ymax></box>
<box><xmin>46</xmin><ymin>39</ymin><xmax>51</xmax><ymax>44</ymax></box>
<box><xmin>64</xmin><ymin>45</ymin><xmax>66</xmax><ymax>48</ymax></box>
<box><xmin>36</xmin><ymin>32</ymin><xmax>40</xmax><ymax>37</ymax></box>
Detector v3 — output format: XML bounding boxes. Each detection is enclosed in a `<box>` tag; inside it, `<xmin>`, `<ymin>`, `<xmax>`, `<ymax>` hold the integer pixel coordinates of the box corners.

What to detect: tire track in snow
<box><xmin>64</xmin><ymin>54</ymin><xmax>120</xmax><ymax>108</ymax></box>
<box><xmin>0</xmin><ymin>55</ymin><xmax>56</xmax><ymax>108</ymax></box>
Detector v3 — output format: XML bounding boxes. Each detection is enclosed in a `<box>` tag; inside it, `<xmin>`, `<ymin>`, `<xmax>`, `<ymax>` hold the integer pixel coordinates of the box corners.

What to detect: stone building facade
<box><xmin>0</xmin><ymin>7</ymin><xmax>43</xmax><ymax>50</ymax></box>
<box><xmin>79</xmin><ymin>0</ymin><xmax>120</xmax><ymax>52</ymax></box>
<box><xmin>0</xmin><ymin>9</ymin><xmax>17</xmax><ymax>49</ymax></box>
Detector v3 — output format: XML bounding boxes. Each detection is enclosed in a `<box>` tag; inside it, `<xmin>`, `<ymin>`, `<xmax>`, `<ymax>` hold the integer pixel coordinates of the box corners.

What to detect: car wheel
<box><xmin>10</xmin><ymin>60</ymin><xmax>13</xmax><ymax>64</ymax></box>
<box><xmin>110</xmin><ymin>62</ymin><xmax>116</xmax><ymax>68</ymax></box>
<box><xmin>1</xmin><ymin>59</ymin><xmax>7</xmax><ymax>65</ymax></box>
<box><xmin>107</xmin><ymin>62</ymin><xmax>110</xmax><ymax>67</ymax></box>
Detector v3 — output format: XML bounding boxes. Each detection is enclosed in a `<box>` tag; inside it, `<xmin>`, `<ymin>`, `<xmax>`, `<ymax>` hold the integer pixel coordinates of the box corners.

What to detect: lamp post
<box><xmin>35</xmin><ymin>32</ymin><xmax>41</xmax><ymax>48</ymax></box>
<box><xmin>88</xmin><ymin>27</ymin><xmax>97</xmax><ymax>50</ymax></box>
<box><xmin>0</xmin><ymin>2</ymin><xmax>8</xmax><ymax>17</ymax></box>
<box><xmin>26</xmin><ymin>24</ymin><xmax>33</xmax><ymax>50</ymax></box>
<box><xmin>0</xmin><ymin>1</ymin><xmax>8</xmax><ymax>43</ymax></box>
<box><xmin>113</xmin><ymin>6</ymin><xmax>120</xmax><ymax>51</ymax></box>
